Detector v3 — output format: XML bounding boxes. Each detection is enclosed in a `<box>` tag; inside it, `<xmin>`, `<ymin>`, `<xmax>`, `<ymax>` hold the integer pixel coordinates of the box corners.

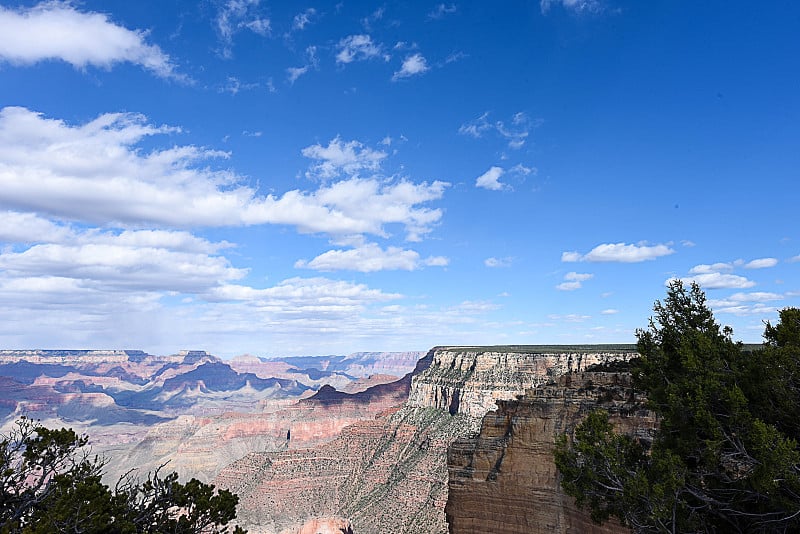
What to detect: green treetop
<box><xmin>555</xmin><ymin>281</ymin><xmax>800</xmax><ymax>533</ymax></box>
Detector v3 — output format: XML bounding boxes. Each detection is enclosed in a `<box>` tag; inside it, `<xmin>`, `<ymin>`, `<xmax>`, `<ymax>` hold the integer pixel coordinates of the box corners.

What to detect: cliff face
<box><xmin>446</xmin><ymin>372</ymin><xmax>656</xmax><ymax>534</ymax></box>
<box><xmin>216</xmin><ymin>346</ymin><xmax>636</xmax><ymax>534</ymax></box>
<box><xmin>407</xmin><ymin>347</ymin><xmax>637</xmax><ymax>417</ymax></box>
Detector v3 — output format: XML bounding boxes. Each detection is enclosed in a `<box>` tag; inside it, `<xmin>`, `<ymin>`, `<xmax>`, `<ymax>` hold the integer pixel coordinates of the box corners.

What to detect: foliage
<box><xmin>0</xmin><ymin>417</ymin><xmax>246</xmax><ymax>534</ymax></box>
<box><xmin>555</xmin><ymin>281</ymin><xmax>800</xmax><ymax>533</ymax></box>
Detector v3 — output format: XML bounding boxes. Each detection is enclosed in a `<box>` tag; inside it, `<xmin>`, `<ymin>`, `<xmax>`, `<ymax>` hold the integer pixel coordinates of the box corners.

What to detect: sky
<box><xmin>0</xmin><ymin>0</ymin><xmax>798</xmax><ymax>357</ymax></box>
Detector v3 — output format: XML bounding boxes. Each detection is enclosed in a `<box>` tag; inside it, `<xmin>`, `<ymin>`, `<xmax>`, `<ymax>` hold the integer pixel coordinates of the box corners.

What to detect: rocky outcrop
<box><xmin>446</xmin><ymin>371</ymin><xmax>656</xmax><ymax>534</ymax></box>
<box><xmin>217</xmin><ymin>346</ymin><xmax>637</xmax><ymax>533</ymax></box>
<box><xmin>216</xmin><ymin>406</ymin><xmax>479</xmax><ymax>534</ymax></box>
<box><xmin>407</xmin><ymin>346</ymin><xmax>637</xmax><ymax>417</ymax></box>
<box><xmin>286</xmin><ymin>517</ymin><xmax>353</xmax><ymax>534</ymax></box>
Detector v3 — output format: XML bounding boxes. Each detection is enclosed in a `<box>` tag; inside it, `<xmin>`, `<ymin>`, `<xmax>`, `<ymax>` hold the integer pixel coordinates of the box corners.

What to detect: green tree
<box><xmin>0</xmin><ymin>417</ymin><xmax>246</xmax><ymax>534</ymax></box>
<box><xmin>555</xmin><ymin>281</ymin><xmax>800</xmax><ymax>533</ymax></box>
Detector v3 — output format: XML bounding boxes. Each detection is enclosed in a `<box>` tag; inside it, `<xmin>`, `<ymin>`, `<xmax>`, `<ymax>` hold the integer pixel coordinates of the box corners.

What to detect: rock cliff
<box><xmin>216</xmin><ymin>346</ymin><xmax>636</xmax><ymax>534</ymax></box>
<box><xmin>445</xmin><ymin>371</ymin><xmax>656</xmax><ymax>534</ymax></box>
<box><xmin>407</xmin><ymin>346</ymin><xmax>637</xmax><ymax>417</ymax></box>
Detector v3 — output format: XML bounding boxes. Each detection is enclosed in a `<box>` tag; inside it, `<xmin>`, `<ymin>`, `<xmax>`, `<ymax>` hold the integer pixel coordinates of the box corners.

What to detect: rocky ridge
<box><xmin>407</xmin><ymin>345</ymin><xmax>637</xmax><ymax>417</ymax></box>
<box><xmin>216</xmin><ymin>345</ymin><xmax>636</xmax><ymax>534</ymax></box>
<box><xmin>446</xmin><ymin>371</ymin><xmax>656</xmax><ymax>534</ymax></box>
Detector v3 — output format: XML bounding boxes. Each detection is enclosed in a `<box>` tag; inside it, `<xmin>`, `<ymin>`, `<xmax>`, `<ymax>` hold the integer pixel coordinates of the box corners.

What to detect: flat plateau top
<box><xmin>438</xmin><ymin>343</ymin><xmax>764</xmax><ymax>353</ymax></box>
<box><xmin>437</xmin><ymin>345</ymin><xmax>638</xmax><ymax>353</ymax></box>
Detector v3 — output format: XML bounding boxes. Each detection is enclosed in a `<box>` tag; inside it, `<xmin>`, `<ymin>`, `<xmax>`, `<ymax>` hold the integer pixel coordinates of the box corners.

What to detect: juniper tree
<box><xmin>555</xmin><ymin>281</ymin><xmax>800</xmax><ymax>533</ymax></box>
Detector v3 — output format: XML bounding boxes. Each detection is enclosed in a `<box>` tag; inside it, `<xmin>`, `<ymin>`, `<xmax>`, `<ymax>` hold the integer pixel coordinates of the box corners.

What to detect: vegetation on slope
<box><xmin>0</xmin><ymin>417</ymin><xmax>245</xmax><ymax>533</ymax></box>
<box><xmin>555</xmin><ymin>281</ymin><xmax>800</xmax><ymax>533</ymax></box>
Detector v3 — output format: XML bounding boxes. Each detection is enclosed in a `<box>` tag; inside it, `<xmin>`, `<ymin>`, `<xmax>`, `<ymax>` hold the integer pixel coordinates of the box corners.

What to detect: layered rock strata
<box><xmin>216</xmin><ymin>346</ymin><xmax>636</xmax><ymax>534</ymax></box>
<box><xmin>407</xmin><ymin>346</ymin><xmax>637</xmax><ymax>417</ymax></box>
<box><xmin>446</xmin><ymin>371</ymin><xmax>656</xmax><ymax>534</ymax></box>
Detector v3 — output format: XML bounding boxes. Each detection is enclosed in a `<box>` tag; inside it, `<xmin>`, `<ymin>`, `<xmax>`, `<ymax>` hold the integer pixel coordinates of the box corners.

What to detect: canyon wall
<box><xmin>446</xmin><ymin>371</ymin><xmax>656</xmax><ymax>534</ymax></box>
<box><xmin>407</xmin><ymin>346</ymin><xmax>637</xmax><ymax>417</ymax></box>
<box><xmin>216</xmin><ymin>346</ymin><xmax>636</xmax><ymax>534</ymax></box>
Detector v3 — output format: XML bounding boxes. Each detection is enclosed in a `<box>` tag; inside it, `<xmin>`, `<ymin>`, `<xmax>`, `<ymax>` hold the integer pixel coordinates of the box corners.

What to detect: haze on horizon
<box><xmin>0</xmin><ymin>0</ymin><xmax>797</xmax><ymax>357</ymax></box>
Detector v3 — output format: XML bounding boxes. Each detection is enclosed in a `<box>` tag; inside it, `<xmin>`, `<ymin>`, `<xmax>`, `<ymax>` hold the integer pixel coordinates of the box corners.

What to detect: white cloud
<box><xmin>0</xmin><ymin>107</ymin><xmax>447</xmax><ymax>241</ymax></box>
<box><xmin>458</xmin><ymin>112</ymin><xmax>491</xmax><ymax>138</ymax></box>
<box><xmin>0</xmin><ymin>2</ymin><xmax>179</xmax><ymax>79</ymax></box>
<box><xmin>0</xmin><ymin>242</ymin><xmax>244</xmax><ymax>293</ymax></box>
<box><xmin>562</xmin><ymin>242</ymin><xmax>674</xmax><ymax>263</ymax></box>
<box><xmin>459</xmin><ymin>111</ymin><xmax>538</xmax><ymax>149</ymax></box>
<box><xmin>0</xmin><ymin>221</ymin><xmax>243</xmax><ymax>298</ymax></box>
<box><xmin>360</xmin><ymin>7</ymin><xmax>385</xmax><ymax>32</ymax></box>
<box><xmin>0</xmin><ymin>211</ymin><xmax>73</xmax><ymax>244</ymax></box>
<box><xmin>601</xmin><ymin>309</ymin><xmax>618</xmax><ymax>315</ymax></box>
<box><xmin>708</xmin><ymin>304</ymin><xmax>778</xmax><ymax>317</ymax></box>
<box><xmin>540</xmin><ymin>0</ymin><xmax>604</xmax><ymax>15</ymax></box>
<box><xmin>556</xmin><ymin>271</ymin><xmax>593</xmax><ymax>291</ymax></box>
<box><xmin>428</xmin><ymin>4</ymin><xmax>457</xmax><ymax>19</ymax></box>
<box><xmin>286</xmin><ymin>65</ymin><xmax>309</xmax><ymax>84</ymax></box>
<box><xmin>708</xmin><ymin>292</ymin><xmax>783</xmax><ymax>308</ymax></box>
<box><xmin>336</xmin><ymin>34</ymin><xmax>384</xmax><ymax>64</ymax></box>
<box><xmin>484</xmin><ymin>256</ymin><xmax>513</xmax><ymax>268</ymax></box>
<box><xmin>292</xmin><ymin>8</ymin><xmax>317</xmax><ymax>30</ymax></box>
<box><xmin>425</xmin><ymin>256</ymin><xmax>450</xmax><ymax>267</ymax></box>
<box><xmin>510</xmin><ymin>163</ymin><xmax>536</xmax><ymax>176</ymax></box>
<box><xmin>208</xmin><ymin>276</ymin><xmax>400</xmax><ymax>305</ymax></box>
<box><xmin>392</xmin><ymin>53</ymin><xmax>430</xmax><ymax>80</ymax></box>
<box><xmin>744</xmin><ymin>257</ymin><xmax>778</xmax><ymax>269</ymax></box>
<box><xmin>548</xmin><ymin>313</ymin><xmax>591</xmax><ymax>323</ymax></box>
<box><xmin>689</xmin><ymin>262</ymin><xmax>734</xmax><ymax>274</ymax></box>
<box><xmin>218</xmin><ymin>76</ymin><xmax>259</xmax><ymax>95</ymax></box>
<box><xmin>295</xmin><ymin>243</ymin><xmax>448</xmax><ymax>272</ymax></box>
<box><xmin>302</xmin><ymin>136</ymin><xmax>387</xmax><ymax>179</ymax></box>
<box><xmin>475</xmin><ymin>166</ymin><xmax>506</xmax><ymax>190</ymax></box>
<box><xmin>216</xmin><ymin>0</ymin><xmax>270</xmax><ymax>58</ymax></box>
<box><xmin>668</xmin><ymin>273</ymin><xmax>756</xmax><ymax>290</ymax></box>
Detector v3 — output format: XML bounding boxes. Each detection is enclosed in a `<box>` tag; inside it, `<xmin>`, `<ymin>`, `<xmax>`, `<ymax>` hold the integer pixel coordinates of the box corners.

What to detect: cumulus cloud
<box><xmin>475</xmin><ymin>166</ymin><xmax>506</xmax><ymax>190</ymax></box>
<box><xmin>295</xmin><ymin>242</ymin><xmax>448</xmax><ymax>272</ymax></box>
<box><xmin>0</xmin><ymin>2</ymin><xmax>179</xmax><ymax>79</ymax></box>
<box><xmin>601</xmin><ymin>309</ymin><xmax>618</xmax><ymax>315</ymax></box>
<box><xmin>392</xmin><ymin>53</ymin><xmax>430</xmax><ymax>80</ymax></box>
<box><xmin>744</xmin><ymin>257</ymin><xmax>778</xmax><ymax>269</ymax></box>
<box><xmin>0</xmin><ymin>107</ymin><xmax>447</xmax><ymax>241</ymax></box>
<box><xmin>707</xmin><ymin>291</ymin><xmax>783</xmax><ymax>316</ymax></box>
<box><xmin>0</xmin><ymin>242</ymin><xmax>244</xmax><ymax>293</ymax></box>
<box><xmin>0</xmin><ymin>211</ymin><xmax>73</xmax><ymax>244</ymax></box>
<box><xmin>667</xmin><ymin>273</ymin><xmax>756</xmax><ymax>290</ymax></box>
<box><xmin>540</xmin><ymin>0</ymin><xmax>604</xmax><ymax>15</ymax></box>
<box><xmin>690</xmin><ymin>262</ymin><xmax>735</xmax><ymax>274</ymax></box>
<box><xmin>336</xmin><ymin>34</ymin><xmax>385</xmax><ymax>64</ymax></box>
<box><xmin>556</xmin><ymin>271</ymin><xmax>593</xmax><ymax>291</ymax></box>
<box><xmin>562</xmin><ymin>242</ymin><xmax>674</xmax><ymax>263</ymax></box>
<box><xmin>301</xmin><ymin>136</ymin><xmax>387</xmax><ymax>179</ymax></box>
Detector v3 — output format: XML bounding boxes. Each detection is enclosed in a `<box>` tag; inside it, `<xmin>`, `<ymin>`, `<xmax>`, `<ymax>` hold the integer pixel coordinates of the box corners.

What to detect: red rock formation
<box><xmin>446</xmin><ymin>372</ymin><xmax>656</xmax><ymax>534</ymax></box>
<box><xmin>216</xmin><ymin>347</ymin><xmax>637</xmax><ymax>534</ymax></box>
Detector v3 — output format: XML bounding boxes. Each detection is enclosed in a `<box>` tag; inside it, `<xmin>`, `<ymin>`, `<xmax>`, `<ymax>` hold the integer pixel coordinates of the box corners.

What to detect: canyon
<box><xmin>0</xmin><ymin>345</ymin><xmax>645</xmax><ymax>533</ymax></box>
<box><xmin>214</xmin><ymin>345</ymin><xmax>639</xmax><ymax>533</ymax></box>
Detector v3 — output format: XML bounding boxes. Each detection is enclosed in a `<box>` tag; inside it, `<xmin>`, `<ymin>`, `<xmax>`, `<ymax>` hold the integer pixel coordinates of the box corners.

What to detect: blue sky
<box><xmin>0</xmin><ymin>0</ymin><xmax>798</xmax><ymax>357</ymax></box>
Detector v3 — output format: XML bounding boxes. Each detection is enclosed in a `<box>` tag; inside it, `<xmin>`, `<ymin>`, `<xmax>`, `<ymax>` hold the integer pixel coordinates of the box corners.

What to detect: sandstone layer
<box><xmin>446</xmin><ymin>371</ymin><xmax>656</xmax><ymax>534</ymax></box>
<box><xmin>407</xmin><ymin>346</ymin><xmax>637</xmax><ymax>417</ymax></box>
<box><xmin>216</xmin><ymin>346</ymin><xmax>636</xmax><ymax>534</ymax></box>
